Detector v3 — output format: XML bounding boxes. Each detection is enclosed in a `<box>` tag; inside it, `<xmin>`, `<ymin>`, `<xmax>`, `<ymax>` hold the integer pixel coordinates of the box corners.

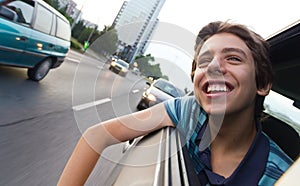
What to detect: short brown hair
<box><xmin>191</xmin><ymin>21</ymin><xmax>274</xmax><ymax>119</ymax></box>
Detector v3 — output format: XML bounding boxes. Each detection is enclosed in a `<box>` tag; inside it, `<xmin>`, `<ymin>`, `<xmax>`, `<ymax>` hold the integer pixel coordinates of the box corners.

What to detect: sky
<box><xmin>72</xmin><ymin>0</ymin><xmax>299</xmax><ymax>90</ymax></box>
<box><xmin>73</xmin><ymin>0</ymin><xmax>299</xmax><ymax>38</ymax></box>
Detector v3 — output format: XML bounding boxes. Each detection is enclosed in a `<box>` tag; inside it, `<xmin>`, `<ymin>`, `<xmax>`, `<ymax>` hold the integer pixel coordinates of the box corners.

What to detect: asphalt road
<box><xmin>0</xmin><ymin>50</ymin><xmax>146</xmax><ymax>185</ymax></box>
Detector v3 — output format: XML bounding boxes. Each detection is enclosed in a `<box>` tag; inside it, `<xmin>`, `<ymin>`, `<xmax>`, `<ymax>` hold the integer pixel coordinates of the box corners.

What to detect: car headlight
<box><xmin>147</xmin><ymin>94</ymin><xmax>157</xmax><ymax>102</ymax></box>
<box><xmin>111</xmin><ymin>62</ymin><xmax>116</xmax><ymax>66</ymax></box>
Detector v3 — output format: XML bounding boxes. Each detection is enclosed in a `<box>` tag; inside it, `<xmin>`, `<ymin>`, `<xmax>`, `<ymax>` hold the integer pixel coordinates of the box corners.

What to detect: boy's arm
<box><xmin>57</xmin><ymin>136</ymin><xmax>100</xmax><ymax>186</ymax></box>
<box><xmin>58</xmin><ymin>103</ymin><xmax>174</xmax><ymax>185</ymax></box>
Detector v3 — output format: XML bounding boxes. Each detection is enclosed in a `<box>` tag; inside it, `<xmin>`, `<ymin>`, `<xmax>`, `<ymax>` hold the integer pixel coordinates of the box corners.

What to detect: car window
<box><xmin>33</xmin><ymin>3</ymin><xmax>53</xmax><ymax>34</ymax></box>
<box><xmin>153</xmin><ymin>79</ymin><xmax>169</xmax><ymax>91</ymax></box>
<box><xmin>6</xmin><ymin>0</ymin><xmax>33</xmax><ymax>24</ymax></box>
<box><xmin>153</xmin><ymin>80</ymin><xmax>184</xmax><ymax>97</ymax></box>
<box><xmin>56</xmin><ymin>16</ymin><xmax>71</xmax><ymax>41</ymax></box>
<box><xmin>117</xmin><ymin>60</ymin><xmax>129</xmax><ymax>68</ymax></box>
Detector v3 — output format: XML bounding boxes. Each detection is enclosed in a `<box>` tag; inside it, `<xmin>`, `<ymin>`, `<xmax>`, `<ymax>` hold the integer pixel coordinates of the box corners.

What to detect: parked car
<box><xmin>97</xmin><ymin>21</ymin><xmax>300</xmax><ymax>185</ymax></box>
<box><xmin>137</xmin><ymin>78</ymin><xmax>185</xmax><ymax>110</ymax></box>
<box><xmin>0</xmin><ymin>0</ymin><xmax>71</xmax><ymax>81</ymax></box>
<box><xmin>109</xmin><ymin>58</ymin><xmax>129</xmax><ymax>77</ymax></box>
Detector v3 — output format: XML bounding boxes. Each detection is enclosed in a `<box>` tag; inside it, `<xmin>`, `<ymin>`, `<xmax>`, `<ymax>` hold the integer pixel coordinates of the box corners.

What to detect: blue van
<box><xmin>0</xmin><ymin>0</ymin><xmax>71</xmax><ymax>81</ymax></box>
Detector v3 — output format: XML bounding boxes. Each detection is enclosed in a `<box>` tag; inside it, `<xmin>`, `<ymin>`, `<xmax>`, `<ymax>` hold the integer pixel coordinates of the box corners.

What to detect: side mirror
<box><xmin>0</xmin><ymin>6</ymin><xmax>17</xmax><ymax>21</ymax></box>
<box><xmin>146</xmin><ymin>81</ymin><xmax>151</xmax><ymax>86</ymax></box>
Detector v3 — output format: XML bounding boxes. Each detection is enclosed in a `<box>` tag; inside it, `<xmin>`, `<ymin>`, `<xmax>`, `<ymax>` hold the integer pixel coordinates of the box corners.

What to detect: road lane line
<box><xmin>72</xmin><ymin>98</ymin><xmax>111</xmax><ymax>111</ymax></box>
<box><xmin>66</xmin><ymin>57</ymin><xmax>80</xmax><ymax>63</ymax></box>
<box><xmin>97</xmin><ymin>65</ymin><xmax>105</xmax><ymax>69</ymax></box>
<box><xmin>132</xmin><ymin>89</ymin><xmax>139</xmax><ymax>94</ymax></box>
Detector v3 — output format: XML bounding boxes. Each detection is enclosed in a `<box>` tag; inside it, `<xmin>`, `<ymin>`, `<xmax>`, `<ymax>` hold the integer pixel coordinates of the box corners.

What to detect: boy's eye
<box><xmin>197</xmin><ymin>58</ymin><xmax>212</xmax><ymax>68</ymax></box>
<box><xmin>227</xmin><ymin>56</ymin><xmax>242</xmax><ymax>63</ymax></box>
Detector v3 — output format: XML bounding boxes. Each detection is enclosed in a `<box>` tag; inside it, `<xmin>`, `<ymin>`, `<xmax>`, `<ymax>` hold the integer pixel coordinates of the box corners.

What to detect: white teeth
<box><xmin>207</xmin><ymin>84</ymin><xmax>229</xmax><ymax>93</ymax></box>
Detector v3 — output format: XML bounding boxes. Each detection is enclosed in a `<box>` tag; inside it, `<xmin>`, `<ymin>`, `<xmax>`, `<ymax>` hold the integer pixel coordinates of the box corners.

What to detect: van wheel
<box><xmin>27</xmin><ymin>58</ymin><xmax>52</xmax><ymax>81</ymax></box>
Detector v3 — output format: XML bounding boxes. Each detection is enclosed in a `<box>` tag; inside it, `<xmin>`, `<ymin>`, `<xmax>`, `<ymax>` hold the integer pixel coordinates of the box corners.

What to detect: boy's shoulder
<box><xmin>259</xmin><ymin>135</ymin><xmax>293</xmax><ymax>185</ymax></box>
<box><xmin>267</xmin><ymin>138</ymin><xmax>293</xmax><ymax>169</ymax></box>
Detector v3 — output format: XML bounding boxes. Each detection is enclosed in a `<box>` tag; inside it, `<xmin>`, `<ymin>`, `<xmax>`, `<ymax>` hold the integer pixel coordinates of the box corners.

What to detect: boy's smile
<box><xmin>203</xmin><ymin>80</ymin><xmax>233</xmax><ymax>98</ymax></box>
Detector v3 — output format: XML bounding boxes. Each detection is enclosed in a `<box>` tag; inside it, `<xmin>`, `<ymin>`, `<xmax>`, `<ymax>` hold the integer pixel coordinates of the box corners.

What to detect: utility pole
<box><xmin>84</xmin><ymin>24</ymin><xmax>96</xmax><ymax>51</ymax></box>
<box><xmin>84</xmin><ymin>14</ymin><xmax>100</xmax><ymax>50</ymax></box>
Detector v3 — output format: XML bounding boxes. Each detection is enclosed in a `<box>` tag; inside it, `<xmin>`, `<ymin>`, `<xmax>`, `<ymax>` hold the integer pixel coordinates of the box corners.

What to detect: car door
<box><xmin>99</xmin><ymin>128</ymin><xmax>194</xmax><ymax>185</ymax></box>
<box><xmin>25</xmin><ymin>1</ymin><xmax>55</xmax><ymax>66</ymax></box>
<box><xmin>0</xmin><ymin>0</ymin><xmax>33</xmax><ymax>66</ymax></box>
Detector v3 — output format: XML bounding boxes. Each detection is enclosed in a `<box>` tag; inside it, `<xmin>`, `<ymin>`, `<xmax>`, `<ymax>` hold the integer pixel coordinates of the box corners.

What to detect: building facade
<box><xmin>58</xmin><ymin>0</ymin><xmax>82</xmax><ymax>25</ymax></box>
<box><xmin>112</xmin><ymin>0</ymin><xmax>165</xmax><ymax>63</ymax></box>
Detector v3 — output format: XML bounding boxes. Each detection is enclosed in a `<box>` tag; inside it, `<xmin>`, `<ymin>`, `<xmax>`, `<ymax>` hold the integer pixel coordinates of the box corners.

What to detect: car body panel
<box><xmin>105</xmin><ymin>127</ymin><xmax>191</xmax><ymax>185</ymax></box>
<box><xmin>0</xmin><ymin>17</ymin><xmax>31</xmax><ymax>65</ymax></box>
<box><xmin>0</xmin><ymin>0</ymin><xmax>70</xmax><ymax>75</ymax></box>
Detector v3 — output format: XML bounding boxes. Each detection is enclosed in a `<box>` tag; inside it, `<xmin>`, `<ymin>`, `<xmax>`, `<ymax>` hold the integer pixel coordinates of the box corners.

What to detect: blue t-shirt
<box><xmin>164</xmin><ymin>96</ymin><xmax>293</xmax><ymax>185</ymax></box>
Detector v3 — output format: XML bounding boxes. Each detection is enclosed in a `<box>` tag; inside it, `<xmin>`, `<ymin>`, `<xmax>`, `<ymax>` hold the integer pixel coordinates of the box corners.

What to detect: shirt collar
<box><xmin>196</xmin><ymin>122</ymin><xmax>270</xmax><ymax>185</ymax></box>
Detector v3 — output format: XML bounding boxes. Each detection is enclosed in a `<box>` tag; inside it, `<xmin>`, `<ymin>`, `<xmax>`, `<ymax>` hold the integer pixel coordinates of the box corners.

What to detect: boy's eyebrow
<box><xmin>221</xmin><ymin>47</ymin><xmax>248</xmax><ymax>59</ymax></box>
<box><xmin>198</xmin><ymin>47</ymin><xmax>248</xmax><ymax>59</ymax></box>
<box><xmin>198</xmin><ymin>50</ymin><xmax>212</xmax><ymax>58</ymax></box>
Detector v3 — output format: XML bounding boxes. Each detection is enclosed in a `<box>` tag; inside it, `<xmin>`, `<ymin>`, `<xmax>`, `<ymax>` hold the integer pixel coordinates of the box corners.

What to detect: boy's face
<box><xmin>193</xmin><ymin>33</ymin><xmax>268</xmax><ymax>116</ymax></box>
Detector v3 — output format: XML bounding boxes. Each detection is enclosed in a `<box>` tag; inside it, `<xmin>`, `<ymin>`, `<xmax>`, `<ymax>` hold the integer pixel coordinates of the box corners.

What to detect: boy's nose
<box><xmin>207</xmin><ymin>57</ymin><xmax>226</xmax><ymax>75</ymax></box>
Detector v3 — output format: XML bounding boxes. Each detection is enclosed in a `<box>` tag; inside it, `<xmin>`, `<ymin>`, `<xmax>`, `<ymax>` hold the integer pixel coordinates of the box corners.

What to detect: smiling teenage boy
<box><xmin>58</xmin><ymin>21</ymin><xmax>292</xmax><ymax>185</ymax></box>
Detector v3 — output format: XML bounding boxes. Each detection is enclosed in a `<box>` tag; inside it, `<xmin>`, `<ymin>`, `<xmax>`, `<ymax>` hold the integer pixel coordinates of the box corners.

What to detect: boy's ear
<box><xmin>257</xmin><ymin>83</ymin><xmax>272</xmax><ymax>96</ymax></box>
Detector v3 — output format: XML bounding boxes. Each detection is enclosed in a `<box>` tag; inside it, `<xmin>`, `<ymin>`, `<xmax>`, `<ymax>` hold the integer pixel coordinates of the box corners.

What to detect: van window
<box><xmin>33</xmin><ymin>4</ymin><xmax>52</xmax><ymax>34</ymax></box>
<box><xmin>56</xmin><ymin>16</ymin><xmax>71</xmax><ymax>41</ymax></box>
<box><xmin>6</xmin><ymin>0</ymin><xmax>33</xmax><ymax>24</ymax></box>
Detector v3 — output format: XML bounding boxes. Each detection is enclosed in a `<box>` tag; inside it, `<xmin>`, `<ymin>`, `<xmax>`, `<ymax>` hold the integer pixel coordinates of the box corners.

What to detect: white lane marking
<box><xmin>97</xmin><ymin>65</ymin><xmax>105</xmax><ymax>69</ymax></box>
<box><xmin>66</xmin><ymin>57</ymin><xmax>80</xmax><ymax>63</ymax></box>
<box><xmin>132</xmin><ymin>89</ymin><xmax>139</xmax><ymax>94</ymax></box>
<box><xmin>72</xmin><ymin>98</ymin><xmax>111</xmax><ymax>111</ymax></box>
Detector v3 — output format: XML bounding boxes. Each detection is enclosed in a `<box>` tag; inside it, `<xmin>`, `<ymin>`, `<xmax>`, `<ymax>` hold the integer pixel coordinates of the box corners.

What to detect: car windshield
<box><xmin>117</xmin><ymin>60</ymin><xmax>129</xmax><ymax>68</ymax></box>
<box><xmin>153</xmin><ymin>80</ymin><xmax>184</xmax><ymax>97</ymax></box>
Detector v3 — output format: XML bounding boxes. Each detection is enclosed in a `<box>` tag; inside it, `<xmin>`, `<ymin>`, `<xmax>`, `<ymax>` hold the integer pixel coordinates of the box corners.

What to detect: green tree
<box><xmin>44</xmin><ymin>0</ymin><xmax>73</xmax><ymax>24</ymax></box>
<box><xmin>72</xmin><ymin>20</ymin><xmax>85</xmax><ymax>38</ymax></box>
<box><xmin>58</xmin><ymin>5</ymin><xmax>73</xmax><ymax>24</ymax></box>
<box><xmin>52</xmin><ymin>0</ymin><xmax>60</xmax><ymax>9</ymax></box>
<box><xmin>90</xmin><ymin>26</ymin><xmax>118</xmax><ymax>56</ymax></box>
<box><xmin>43</xmin><ymin>0</ymin><xmax>53</xmax><ymax>6</ymax></box>
<box><xmin>77</xmin><ymin>27</ymin><xmax>94</xmax><ymax>44</ymax></box>
<box><xmin>44</xmin><ymin>0</ymin><xmax>59</xmax><ymax>9</ymax></box>
<box><xmin>90</xmin><ymin>25</ymin><xmax>116</xmax><ymax>44</ymax></box>
<box><xmin>135</xmin><ymin>54</ymin><xmax>168</xmax><ymax>79</ymax></box>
